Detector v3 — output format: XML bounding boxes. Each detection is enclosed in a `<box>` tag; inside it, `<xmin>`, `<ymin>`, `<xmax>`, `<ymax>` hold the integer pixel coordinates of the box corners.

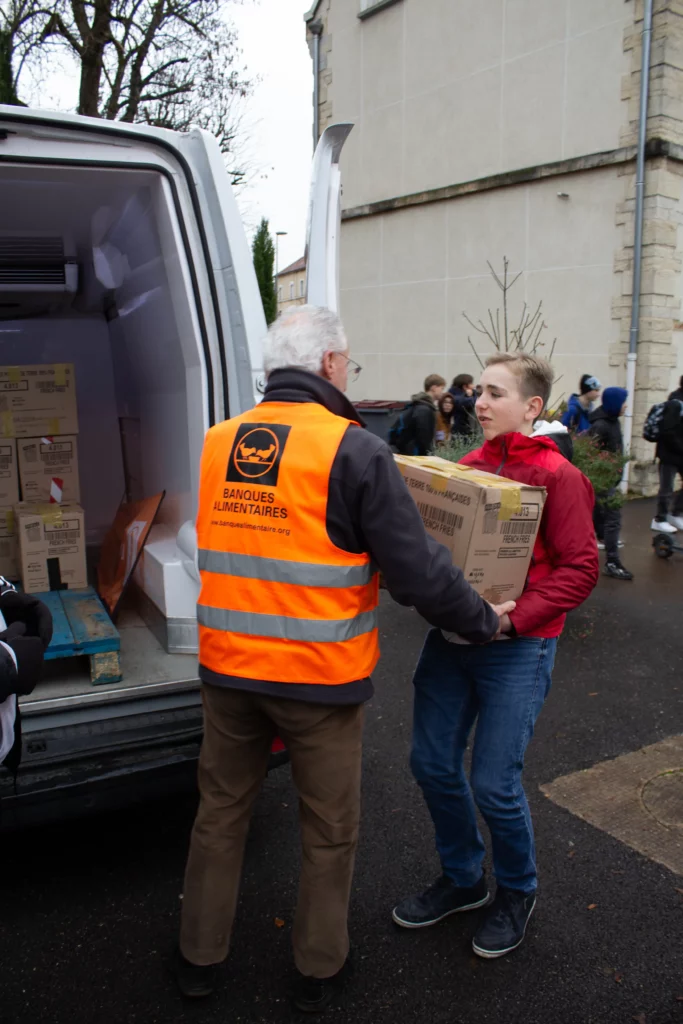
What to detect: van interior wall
<box><xmin>104</xmin><ymin>176</ymin><xmax>206</xmax><ymax>537</ymax></box>
<box><xmin>0</xmin><ymin>162</ymin><xmax>212</xmax><ymax>609</ymax></box>
<box><xmin>0</xmin><ymin>316</ymin><xmax>125</xmax><ymax>543</ymax></box>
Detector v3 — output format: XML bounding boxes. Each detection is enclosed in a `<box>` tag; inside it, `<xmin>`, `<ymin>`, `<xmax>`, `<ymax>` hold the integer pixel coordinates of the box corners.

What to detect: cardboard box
<box><xmin>0</xmin><ymin>364</ymin><xmax>78</xmax><ymax>438</ymax></box>
<box><xmin>0</xmin><ymin>440</ymin><xmax>19</xmax><ymax>506</ymax></box>
<box><xmin>16</xmin><ymin>502</ymin><xmax>87</xmax><ymax>593</ymax></box>
<box><xmin>18</xmin><ymin>436</ymin><xmax>80</xmax><ymax>503</ymax></box>
<box><xmin>395</xmin><ymin>455</ymin><xmax>547</xmax><ymax>603</ymax></box>
<box><xmin>0</xmin><ymin>507</ymin><xmax>19</xmax><ymax>581</ymax></box>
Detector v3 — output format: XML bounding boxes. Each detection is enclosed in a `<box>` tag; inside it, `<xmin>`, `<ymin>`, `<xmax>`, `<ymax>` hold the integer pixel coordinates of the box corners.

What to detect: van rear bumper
<box><xmin>0</xmin><ymin>730</ymin><xmax>289</xmax><ymax>831</ymax></box>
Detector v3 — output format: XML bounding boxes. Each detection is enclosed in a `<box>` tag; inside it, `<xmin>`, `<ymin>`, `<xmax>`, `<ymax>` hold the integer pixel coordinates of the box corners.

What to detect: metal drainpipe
<box><xmin>622</xmin><ymin>0</ymin><xmax>653</xmax><ymax>492</ymax></box>
<box><xmin>310</xmin><ymin>21</ymin><xmax>323</xmax><ymax>151</ymax></box>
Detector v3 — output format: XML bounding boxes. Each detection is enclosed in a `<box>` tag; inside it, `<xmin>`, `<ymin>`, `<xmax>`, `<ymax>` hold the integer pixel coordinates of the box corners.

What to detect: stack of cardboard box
<box><xmin>0</xmin><ymin>364</ymin><xmax>87</xmax><ymax>593</ymax></box>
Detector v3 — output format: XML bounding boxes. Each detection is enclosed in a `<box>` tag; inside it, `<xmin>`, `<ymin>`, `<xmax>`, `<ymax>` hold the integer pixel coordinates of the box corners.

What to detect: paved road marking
<box><xmin>541</xmin><ymin>734</ymin><xmax>683</xmax><ymax>876</ymax></box>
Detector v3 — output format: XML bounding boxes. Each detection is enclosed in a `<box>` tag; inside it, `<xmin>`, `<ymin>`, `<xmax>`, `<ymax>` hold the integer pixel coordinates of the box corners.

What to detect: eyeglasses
<box><xmin>340</xmin><ymin>353</ymin><xmax>362</xmax><ymax>380</ymax></box>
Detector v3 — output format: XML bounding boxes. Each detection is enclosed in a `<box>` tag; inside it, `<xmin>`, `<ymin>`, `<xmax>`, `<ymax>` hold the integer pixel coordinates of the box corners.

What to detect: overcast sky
<box><xmin>229</xmin><ymin>0</ymin><xmax>314</xmax><ymax>271</ymax></box>
<box><xmin>23</xmin><ymin>0</ymin><xmax>315</xmax><ymax>273</ymax></box>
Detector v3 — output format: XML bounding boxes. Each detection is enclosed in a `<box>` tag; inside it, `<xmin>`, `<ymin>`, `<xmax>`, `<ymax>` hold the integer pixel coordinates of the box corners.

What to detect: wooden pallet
<box><xmin>39</xmin><ymin>587</ymin><xmax>122</xmax><ymax>685</ymax></box>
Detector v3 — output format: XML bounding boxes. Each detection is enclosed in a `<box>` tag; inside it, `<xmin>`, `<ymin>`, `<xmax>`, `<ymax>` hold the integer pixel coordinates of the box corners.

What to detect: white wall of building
<box><xmin>327</xmin><ymin>0</ymin><xmax>632</xmax><ymax>210</ymax></box>
<box><xmin>341</xmin><ymin>166</ymin><xmax>624</xmax><ymax>404</ymax></box>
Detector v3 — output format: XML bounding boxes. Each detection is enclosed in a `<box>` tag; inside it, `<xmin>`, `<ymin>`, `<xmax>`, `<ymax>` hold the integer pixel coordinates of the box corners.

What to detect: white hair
<box><xmin>263</xmin><ymin>304</ymin><xmax>348</xmax><ymax>375</ymax></box>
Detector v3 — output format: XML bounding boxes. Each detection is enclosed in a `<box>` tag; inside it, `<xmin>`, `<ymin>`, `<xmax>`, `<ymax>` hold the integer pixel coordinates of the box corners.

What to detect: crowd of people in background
<box><xmin>392</xmin><ymin>366</ymin><xmax>683</xmax><ymax>585</ymax></box>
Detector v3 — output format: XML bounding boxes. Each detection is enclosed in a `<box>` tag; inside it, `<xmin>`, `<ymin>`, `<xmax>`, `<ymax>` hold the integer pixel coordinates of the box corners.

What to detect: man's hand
<box><xmin>488</xmin><ymin>600</ymin><xmax>516</xmax><ymax>639</ymax></box>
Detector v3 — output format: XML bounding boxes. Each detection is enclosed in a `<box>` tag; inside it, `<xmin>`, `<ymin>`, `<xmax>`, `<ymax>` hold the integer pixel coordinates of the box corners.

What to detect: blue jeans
<box><xmin>411</xmin><ymin>629</ymin><xmax>557</xmax><ymax>894</ymax></box>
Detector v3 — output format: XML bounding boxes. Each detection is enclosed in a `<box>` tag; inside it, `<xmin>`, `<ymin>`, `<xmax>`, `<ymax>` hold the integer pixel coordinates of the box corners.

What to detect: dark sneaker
<box><xmin>604</xmin><ymin>560</ymin><xmax>634</xmax><ymax>580</ymax></box>
<box><xmin>175</xmin><ymin>950</ymin><xmax>218</xmax><ymax>998</ymax></box>
<box><xmin>392</xmin><ymin>874</ymin><xmax>489</xmax><ymax>929</ymax></box>
<box><xmin>472</xmin><ymin>886</ymin><xmax>536</xmax><ymax>959</ymax></box>
<box><xmin>291</xmin><ymin>960</ymin><xmax>349</xmax><ymax>1014</ymax></box>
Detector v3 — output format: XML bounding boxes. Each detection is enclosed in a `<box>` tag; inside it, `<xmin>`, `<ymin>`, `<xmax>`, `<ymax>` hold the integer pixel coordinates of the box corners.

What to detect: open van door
<box><xmin>0</xmin><ymin>106</ymin><xmax>353</xmax><ymax>827</ymax></box>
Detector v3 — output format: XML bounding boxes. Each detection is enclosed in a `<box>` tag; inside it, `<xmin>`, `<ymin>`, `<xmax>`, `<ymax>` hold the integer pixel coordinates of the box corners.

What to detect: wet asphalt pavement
<box><xmin>2</xmin><ymin>497</ymin><xmax>683</xmax><ymax>1024</ymax></box>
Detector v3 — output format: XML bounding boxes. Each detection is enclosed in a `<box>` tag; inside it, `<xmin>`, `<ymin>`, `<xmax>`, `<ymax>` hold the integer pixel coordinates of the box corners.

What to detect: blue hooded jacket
<box><xmin>562</xmin><ymin>394</ymin><xmax>593</xmax><ymax>434</ymax></box>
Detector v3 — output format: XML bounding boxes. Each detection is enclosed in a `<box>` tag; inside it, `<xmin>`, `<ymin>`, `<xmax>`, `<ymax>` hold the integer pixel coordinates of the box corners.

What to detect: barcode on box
<box><xmin>42</xmin><ymin>453</ymin><xmax>69</xmax><ymax>466</ymax></box>
<box><xmin>47</xmin><ymin>530</ymin><xmax>79</xmax><ymax>541</ymax></box>
<box><xmin>501</xmin><ymin>521</ymin><xmax>536</xmax><ymax>536</ymax></box>
<box><xmin>417</xmin><ymin>502</ymin><xmax>463</xmax><ymax>538</ymax></box>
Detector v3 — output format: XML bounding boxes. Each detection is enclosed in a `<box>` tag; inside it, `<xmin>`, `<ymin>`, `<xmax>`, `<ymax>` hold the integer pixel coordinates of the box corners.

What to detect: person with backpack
<box><xmin>561</xmin><ymin>374</ymin><xmax>601</xmax><ymax>435</ymax></box>
<box><xmin>646</xmin><ymin>379</ymin><xmax>683</xmax><ymax>533</ymax></box>
<box><xmin>670</xmin><ymin>375</ymin><xmax>683</xmax><ymax>403</ymax></box>
<box><xmin>588</xmin><ymin>387</ymin><xmax>633</xmax><ymax>580</ymax></box>
<box><xmin>390</xmin><ymin>374</ymin><xmax>446</xmax><ymax>455</ymax></box>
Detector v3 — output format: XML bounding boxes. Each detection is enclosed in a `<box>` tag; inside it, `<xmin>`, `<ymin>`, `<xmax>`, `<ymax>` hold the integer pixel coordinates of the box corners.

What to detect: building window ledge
<box><xmin>358</xmin><ymin>0</ymin><xmax>402</xmax><ymax>21</ymax></box>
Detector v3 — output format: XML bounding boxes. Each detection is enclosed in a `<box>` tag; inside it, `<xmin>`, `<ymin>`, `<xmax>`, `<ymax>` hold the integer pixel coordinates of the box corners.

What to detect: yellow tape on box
<box><xmin>397</xmin><ymin>454</ymin><xmax>522</xmax><ymax>520</ymax></box>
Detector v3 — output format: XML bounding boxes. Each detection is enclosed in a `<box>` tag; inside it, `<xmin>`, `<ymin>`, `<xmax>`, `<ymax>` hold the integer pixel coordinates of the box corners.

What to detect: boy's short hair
<box><xmin>424</xmin><ymin>373</ymin><xmax>446</xmax><ymax>392</ymax></box>
<box><xmin>485</xmin><ymin>352</ymin><xmax>554</xmax><ymax>408</ymax></box>
<box><xmin>452</xmin><ymin>373</ymin><xmax>474</xmax><ymax>389</ymax></box>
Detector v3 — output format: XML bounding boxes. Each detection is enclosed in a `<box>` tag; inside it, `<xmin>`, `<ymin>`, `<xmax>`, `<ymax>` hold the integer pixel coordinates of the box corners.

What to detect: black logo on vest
<box><xmin>226</xmin><ymin>423</ymin><xmax>291</xmax><ymax>487</ymax></box>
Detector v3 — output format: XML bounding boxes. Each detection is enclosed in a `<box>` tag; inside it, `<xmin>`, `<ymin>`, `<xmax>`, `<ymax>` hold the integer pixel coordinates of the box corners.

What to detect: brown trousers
<box><xmin>179</xmin><ymin>684</ymin><xmax>363</xmax><ymax>978</ymax></box>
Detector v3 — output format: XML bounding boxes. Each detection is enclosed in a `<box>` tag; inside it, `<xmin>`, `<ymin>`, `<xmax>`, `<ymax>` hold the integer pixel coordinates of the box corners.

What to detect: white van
<box><xmin>0</xmin><ymin>105</ymin><xmax>350</xmax><ymax>827</ymax></box>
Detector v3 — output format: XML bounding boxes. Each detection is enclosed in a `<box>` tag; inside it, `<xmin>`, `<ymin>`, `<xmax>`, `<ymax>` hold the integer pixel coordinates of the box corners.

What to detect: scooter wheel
<box><xmin>653</xmin><ymin>533</ymin><xmax>675</xmax><ymax>559</ymax></box>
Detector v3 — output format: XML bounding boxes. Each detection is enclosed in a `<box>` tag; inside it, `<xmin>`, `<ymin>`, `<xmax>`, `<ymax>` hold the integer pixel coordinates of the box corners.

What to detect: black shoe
<box><xmin>392</xmin><ymin>873</ymin><xmax>489</xmax><ymax>929</ymax></box>
<box><xmin>472</xmin><ymin>886</ymin><xmax>536</xmax><ymax>959</ymax></box>
<box><xmin>604</xmin><ymin>560</ymin><xmax>634</xmax><ymax>580</ymax></box>
<box><xmin>175</xmin><ymin>950</ymin><xmax>218</xmax><ymax>998</ymax></box>
<box><xmin>291</xmin><ymin>960</ymin><xmax>348</xmax><ymax>1014</ymax></box>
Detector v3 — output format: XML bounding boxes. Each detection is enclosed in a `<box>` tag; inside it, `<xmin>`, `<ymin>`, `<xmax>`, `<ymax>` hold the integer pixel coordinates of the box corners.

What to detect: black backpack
<box><xmin>642</xmin><ymin>399</ymin><xmax>683</xmax><ymax>443</ymax></box>
<box><xmin>388</xmin><ymin>402</ymin><xmax>417</xmax><ymax>453</ymax></box>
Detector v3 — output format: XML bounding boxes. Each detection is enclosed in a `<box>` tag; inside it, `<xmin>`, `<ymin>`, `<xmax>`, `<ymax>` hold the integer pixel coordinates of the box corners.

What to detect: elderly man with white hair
<box><xmin>176</xmin><ymin>305</ymin><xmax>513</xmax><ymax>1011</ymax></box>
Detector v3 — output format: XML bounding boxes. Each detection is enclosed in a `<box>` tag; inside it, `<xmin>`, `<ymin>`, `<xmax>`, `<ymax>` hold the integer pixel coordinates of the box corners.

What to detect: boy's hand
<box><xmin>488</xmin><ymin>600</ymin><xmax>516</xmax><ymax>639</ymax></box>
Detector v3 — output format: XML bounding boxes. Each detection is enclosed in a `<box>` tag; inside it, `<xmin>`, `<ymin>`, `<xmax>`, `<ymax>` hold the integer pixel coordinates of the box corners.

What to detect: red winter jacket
<box><xmin>460</xmin><ymin>431</ymin><xmax>599</xmax><ymax>638</ymax></box>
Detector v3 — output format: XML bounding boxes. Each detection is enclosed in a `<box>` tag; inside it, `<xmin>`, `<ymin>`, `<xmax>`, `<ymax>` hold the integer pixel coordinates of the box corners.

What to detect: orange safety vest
<box><xmin>197</xmin><ymin>401</ymin><xmax>380</xmax><ymax>686</ymax></box>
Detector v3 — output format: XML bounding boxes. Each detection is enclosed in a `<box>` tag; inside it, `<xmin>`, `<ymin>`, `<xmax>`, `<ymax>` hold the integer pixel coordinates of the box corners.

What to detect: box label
<box><xmin>416</xmin><ymin>501</ymin><xmax>464</xmax><ymax>539</ymax></box>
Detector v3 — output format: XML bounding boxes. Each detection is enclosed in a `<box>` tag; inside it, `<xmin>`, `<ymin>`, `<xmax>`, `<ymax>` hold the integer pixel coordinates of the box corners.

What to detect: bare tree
<box><xmin>1</xmin><ymin>0</ymin><xmax>253</xmax><ymax>185</ymax></box>
<box><xmin>137</xmin><ymin>17</ymin><xmax>252</xmax><ymax>186</ymax></box>
<box><xmin>0</xmin><ymin>0</ymin><xmax>49</xmax><ymax>103</ymax></box>
<box><xmin>463</xmin><ymin>256</ymin><xmax>557</xmax><ymax>368</ymax></box>
<box><xmin>462</xmin><ymin>256</ymin><xmax>565</xmax><ymax>412</ymax></box>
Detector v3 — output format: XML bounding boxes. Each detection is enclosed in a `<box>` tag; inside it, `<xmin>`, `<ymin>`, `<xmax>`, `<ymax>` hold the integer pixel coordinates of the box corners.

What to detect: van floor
<box><xmin>25</xmin><ymin>603</ymin><xmax>198</xmax><ymax>705</ymax></box>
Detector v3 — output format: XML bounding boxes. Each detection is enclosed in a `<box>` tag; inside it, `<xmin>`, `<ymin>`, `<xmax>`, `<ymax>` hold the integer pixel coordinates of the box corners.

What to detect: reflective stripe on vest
<box><xmin>196</xmin><ymin>401</ymin><xmax>380</xmax><ymax>686</ymax></box>
<box><xmin>197</xmin><ymin>549</ymin><xmax>374</xmax><ymax>588</ymax></box>
<box><xmin>197</xmin><ymin>604</ymin><xmax>378</xmax><ymax>642</ymax></box>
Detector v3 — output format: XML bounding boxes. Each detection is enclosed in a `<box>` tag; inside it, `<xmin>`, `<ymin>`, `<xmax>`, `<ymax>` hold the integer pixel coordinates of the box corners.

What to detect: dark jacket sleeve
<box><xmin>450</xmin><ymin>391</ymin><xmax>477</xmax><ymax>435</ymax></box>
<box><xmin>354</xmin><ymin>446</ymin><xmax>499</xmax><ymax>643</ymax></box>
<box><xmin>412</xmin><ymin>403</ymin><xmax>436</xmax><ymax>456</ymax></box>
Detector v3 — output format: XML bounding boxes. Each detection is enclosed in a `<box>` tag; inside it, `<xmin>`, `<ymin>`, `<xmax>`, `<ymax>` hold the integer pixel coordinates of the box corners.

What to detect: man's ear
<box><xmin>320</xmin><ymin>350</ymin><xmax>334</xmax><ymax>380</ymax></box>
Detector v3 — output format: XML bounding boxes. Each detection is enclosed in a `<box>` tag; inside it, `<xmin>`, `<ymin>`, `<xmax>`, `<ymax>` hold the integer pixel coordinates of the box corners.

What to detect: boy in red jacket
<box><xmin>393</xmin><ymin>353</ymin><xmax>599</xmax><ymax>958</ymax></box>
